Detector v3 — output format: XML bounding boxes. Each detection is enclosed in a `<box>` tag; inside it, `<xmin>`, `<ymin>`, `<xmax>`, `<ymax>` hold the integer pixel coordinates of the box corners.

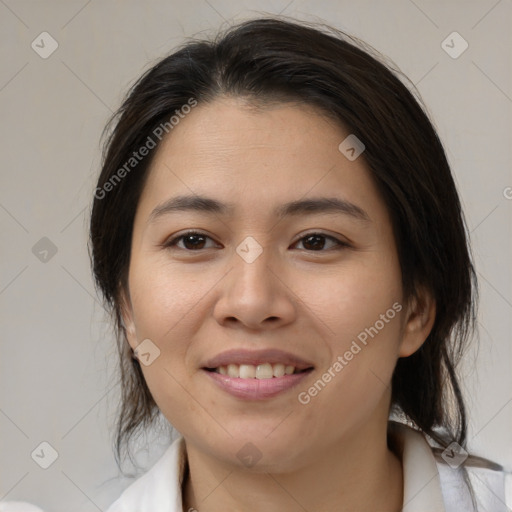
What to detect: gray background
<box><xmin>1</xmin><ymin>1</ymin><xmax>511</xmax><ymax>510</ymax></box>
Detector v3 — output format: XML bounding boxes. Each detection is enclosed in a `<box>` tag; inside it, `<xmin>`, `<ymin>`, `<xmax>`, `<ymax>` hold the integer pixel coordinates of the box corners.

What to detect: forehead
<box><xmin>136</xmin><ymin>97</ymin><xmax>388</xmax><ymax>225</ymax></box>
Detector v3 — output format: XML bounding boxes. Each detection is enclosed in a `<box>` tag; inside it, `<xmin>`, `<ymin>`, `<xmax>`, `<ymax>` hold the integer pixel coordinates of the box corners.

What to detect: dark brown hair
<box><xmin>89</xmin><ymin>17</ymin><xmax>477</xmax><ymax>470</ymax></box>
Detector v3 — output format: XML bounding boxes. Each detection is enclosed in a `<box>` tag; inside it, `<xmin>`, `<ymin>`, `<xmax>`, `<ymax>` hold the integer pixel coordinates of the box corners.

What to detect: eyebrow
<box><xmin>147</xmin><ymin>194</ymin><xmax>370</xmax><ymax>224</ymax></box>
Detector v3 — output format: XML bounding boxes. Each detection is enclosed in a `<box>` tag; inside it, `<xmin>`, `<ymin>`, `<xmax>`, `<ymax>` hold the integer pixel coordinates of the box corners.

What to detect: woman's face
<box><xmin>122</xmin><ymin>97</ymin><xmax>429</xmax><ymax>471</ymax></box>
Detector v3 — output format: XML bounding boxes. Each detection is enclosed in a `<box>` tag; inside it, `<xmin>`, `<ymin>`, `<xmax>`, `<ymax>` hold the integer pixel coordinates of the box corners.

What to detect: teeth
<box><xmin>240</xmin><ymin>364</ymin><xmax>256</xmax><ymax>379</ymax></box>
<box><xmin>273</xmin><ymin>363</ymin><xmax>285</xmax><ymax>377</ymax></box>
<box><xmin>214</xmin><ymin>363</ymin><xmax>302</xmax><ymax>379</ymax></box>
<box><xmin>227</xmin><ymin>364</ymin><xmax>238</xmax><ymax>378</ymax></box>
<box><xmin>256</xmin><ymin>363</ymin><xmax>273</xmax><ymax>379</ymax></box>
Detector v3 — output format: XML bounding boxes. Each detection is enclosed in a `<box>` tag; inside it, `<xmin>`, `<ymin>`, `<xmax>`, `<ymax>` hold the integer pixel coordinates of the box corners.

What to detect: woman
<box><xmin>29</xmin><ymin>16</ymin><xmax>504</xmax><ymax>512</ymax></box>
<box><xmin>2</xmin><ymin>15</ymin><xmax>506</xmax><ymax>512</ymax></box>
<box><xmin>86</xmin><ymin>17</ymin><xmax>511</xmax><ymax>512</ymax></box>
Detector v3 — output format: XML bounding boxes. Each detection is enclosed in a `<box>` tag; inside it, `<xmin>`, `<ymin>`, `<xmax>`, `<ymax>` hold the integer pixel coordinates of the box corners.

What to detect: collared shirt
<box><xmin>2</xmin><ymin>424</ymin><xmax>509</xmax><ymax>511</ymax></box>
<box><xmin>103</xmin><ymin>423</ymin><xmax>509</xmax><ymax>511</ymax></box>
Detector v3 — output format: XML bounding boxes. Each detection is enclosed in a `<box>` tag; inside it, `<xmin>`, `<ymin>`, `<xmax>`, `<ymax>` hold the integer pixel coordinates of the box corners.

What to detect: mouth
<box><xmin>201</xmin><ymin>349</ymin><xmax>315</xmax><ymax>400</ymax></box>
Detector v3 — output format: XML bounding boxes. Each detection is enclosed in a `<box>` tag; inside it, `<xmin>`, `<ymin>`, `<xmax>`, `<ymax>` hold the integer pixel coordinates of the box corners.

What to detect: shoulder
<box><xmin>389</xmin><ymin>421</ymin><xmax>511</xmax><ymax>511</ymax></box>
<box><xmin>433</xmin><ymin>449</ymin><xmax>510</xmax><ymax>512</ymax></box>
<box><xmin>105</xmin><ymin>436</ymin><xmax>186</xmax><ymax>512</ymax></box>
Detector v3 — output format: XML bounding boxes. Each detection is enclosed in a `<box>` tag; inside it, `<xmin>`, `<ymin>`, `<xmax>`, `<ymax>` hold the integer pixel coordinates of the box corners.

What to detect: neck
<box><xmin>182</xmin><ymin>422</ymin><xmax>403</xmax><ymax>512</ymax></box>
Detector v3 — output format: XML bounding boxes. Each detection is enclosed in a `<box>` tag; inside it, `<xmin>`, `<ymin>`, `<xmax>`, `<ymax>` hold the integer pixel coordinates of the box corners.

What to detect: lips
<box><xmin>201</xmin><ymin>348</ymin><xmax>314</xmax><ymax>400</ymax></box>
<box><xmin>204</xmin><ymin>369</ymin><xmax>312</xmax><ymax>400</ymax></box>
<box><xmin>202</xmin><ymin>348</ymin><xmax>314</xmax><ymax>372</ymax></box>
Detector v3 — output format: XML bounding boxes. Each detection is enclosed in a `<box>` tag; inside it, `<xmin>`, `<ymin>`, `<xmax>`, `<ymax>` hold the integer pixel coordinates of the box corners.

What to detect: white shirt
<box><xmin>2</xmin><ymin>423</ymin><xmax>509</xmax><ymax>512</ymax></box>
<box><xmin>105</xmin><ymin>423</ymin><xmax>511</xmax><ymax>512</ymax></box>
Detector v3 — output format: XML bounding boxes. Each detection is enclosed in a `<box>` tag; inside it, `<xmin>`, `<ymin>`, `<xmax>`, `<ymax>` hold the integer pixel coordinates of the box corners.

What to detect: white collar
<box><xmin>388</xmin><ymin>422</ymin><xmax>446</xmax><ymax>511</ymax></box>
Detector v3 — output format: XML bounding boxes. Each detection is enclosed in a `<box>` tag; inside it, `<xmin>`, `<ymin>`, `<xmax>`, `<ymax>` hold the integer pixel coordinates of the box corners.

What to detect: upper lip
<box><xmin>202</xmin><ymin>349</ymin><xmax>314</xmax><ymax>371</ymax></box>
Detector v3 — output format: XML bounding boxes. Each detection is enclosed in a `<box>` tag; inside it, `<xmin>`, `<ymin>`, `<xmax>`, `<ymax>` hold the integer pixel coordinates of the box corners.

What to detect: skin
<box><xmin>121</xmin><ymin>97</ymin><xmax>436</xmax><ymax>512</ymax></box>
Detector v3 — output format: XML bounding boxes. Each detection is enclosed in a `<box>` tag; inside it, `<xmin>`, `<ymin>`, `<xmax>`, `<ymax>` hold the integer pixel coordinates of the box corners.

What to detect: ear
<box><xmin>119</xmin><ymin>288</ymin><xmax>138</xmax><ymax>351</ymax></box>
<box><xmin>398</xmin><ymin>286</ymin><xmax>436</xmax><ymax>358</ymax></box>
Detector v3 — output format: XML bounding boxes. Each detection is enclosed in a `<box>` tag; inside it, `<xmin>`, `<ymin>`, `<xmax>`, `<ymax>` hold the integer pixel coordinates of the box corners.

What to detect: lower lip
<box><xmin>203</xmin><ymin>369</ymin><xmax>313</xmax><ymax>400</ymax></box>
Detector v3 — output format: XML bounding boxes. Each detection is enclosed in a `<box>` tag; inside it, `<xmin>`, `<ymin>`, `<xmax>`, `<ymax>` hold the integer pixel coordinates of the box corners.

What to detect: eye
<box><xmin>292</xmin><ymin>232</ymin><xmax>350</xmax><ymax>251</ymax></box>
<box><xmin>164</xmin><ymin>231</ymin><xmax>218</xmax><ymax>251</ymax></box>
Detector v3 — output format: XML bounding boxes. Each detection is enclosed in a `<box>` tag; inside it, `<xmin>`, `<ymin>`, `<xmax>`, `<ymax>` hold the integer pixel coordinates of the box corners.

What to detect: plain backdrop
<box><xmin>1</xmin><ymin>1</ymin><xmax>511</xmax><ymax>510</ymax></box>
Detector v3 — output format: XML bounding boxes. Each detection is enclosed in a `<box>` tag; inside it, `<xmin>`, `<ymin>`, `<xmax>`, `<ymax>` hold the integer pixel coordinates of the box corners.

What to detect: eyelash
<box><xmin>162</xmin><ymin>230</ymin><xmax>350</xmax><ymax>252</ymax></box>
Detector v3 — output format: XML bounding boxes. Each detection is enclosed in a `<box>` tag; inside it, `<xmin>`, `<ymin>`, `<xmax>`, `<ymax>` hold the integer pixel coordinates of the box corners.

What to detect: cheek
<box><xmin>139</xmin><ymin>362</ymin><xmax>202</xmax><ymax>438</ymax></box>
<box><xmin>128</xmin><ymin>258</ymin><xmax>214</xmax><ymax>338</ymax></box>
<box><xmin>297</xmin><ymin>309</ymin><xmax>403</xmax><ymax>440</ymax></box>
<box><xmin>300</xmin><ymin>256</ymin><xmax>403</xmax><ymax>341</ymax></box>
<box><xmin>126</xmin><ymin>261</ymin><xmax>214</xmax><ymax>408</ymax></box>
<box><xmin>128</xmin><ymin>262</ymin><xmax>206</xmax><ymax>431</ymax></box>
<box><xmin>300</xmin><ymin>258</ymin><xmax>404</xmax><ymax>404</ymax></box>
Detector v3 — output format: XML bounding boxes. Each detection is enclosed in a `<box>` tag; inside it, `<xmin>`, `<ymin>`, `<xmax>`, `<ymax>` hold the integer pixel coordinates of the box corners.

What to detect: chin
<box><xmin>209</xmin><ymin>427</ymin><xmax>306</xmax><ymax>472</ymax></box>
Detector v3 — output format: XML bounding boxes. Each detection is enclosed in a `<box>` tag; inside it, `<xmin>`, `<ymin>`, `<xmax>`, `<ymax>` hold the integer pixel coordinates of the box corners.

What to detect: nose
<box><xmin>212</xmin><ymin>245</ymin><xmax>297</xmax><ymax>331</ymax></box>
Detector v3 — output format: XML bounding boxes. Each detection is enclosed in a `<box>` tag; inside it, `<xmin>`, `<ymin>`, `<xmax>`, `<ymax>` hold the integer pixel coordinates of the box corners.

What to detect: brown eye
<box><xmin>293</xmin><ymin>233</ymin><xmax>349</xmax><ymax>251</ymax></box>
<box><xmin>165</xmin><ymin>231</ymin><xmax>218</xmax><ymax>251</ymax></box>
